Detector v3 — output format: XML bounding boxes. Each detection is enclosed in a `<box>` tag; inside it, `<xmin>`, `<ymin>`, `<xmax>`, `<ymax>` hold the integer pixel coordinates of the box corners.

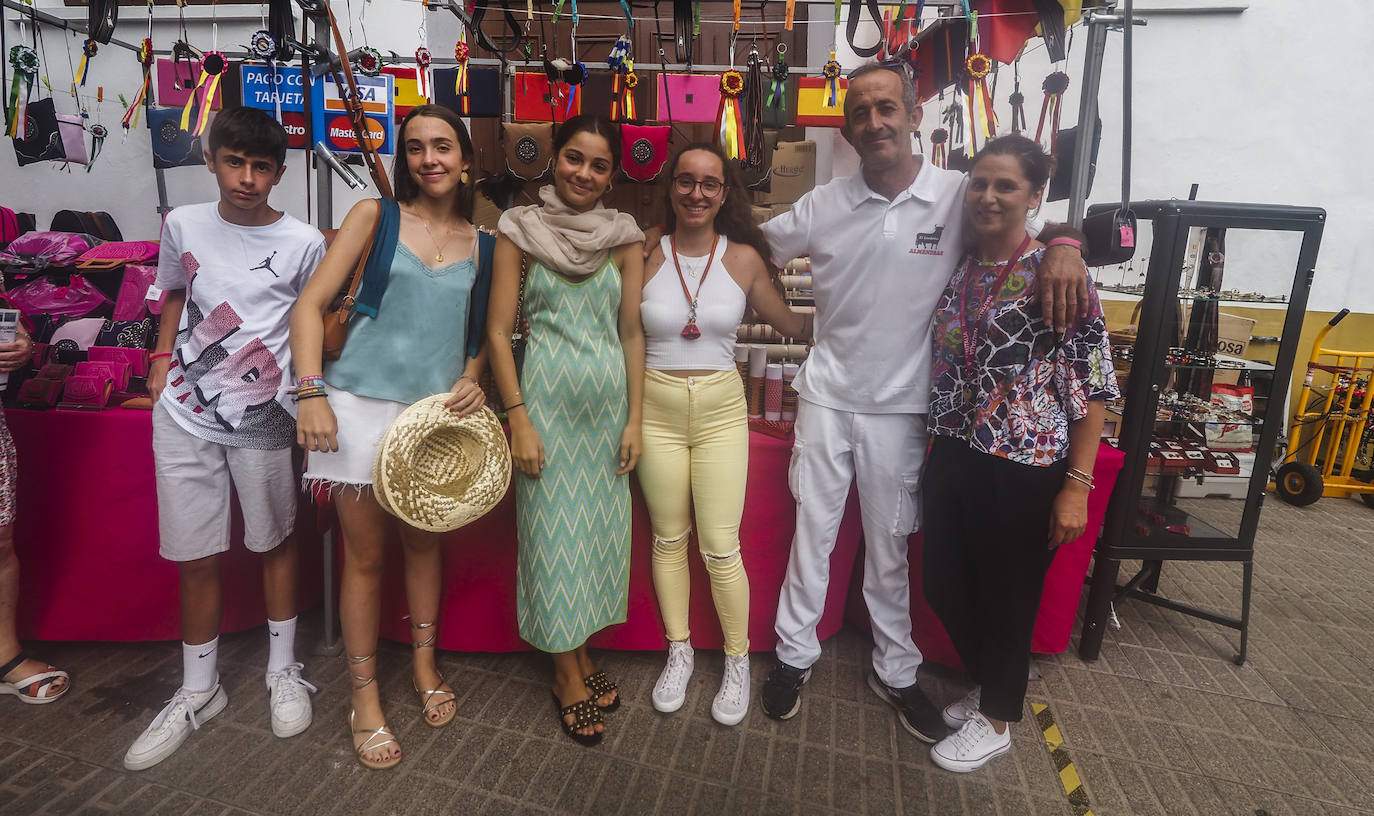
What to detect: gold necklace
<box><xmin>416</xmin><ymin>213</ymin><xmax>454</xmax><ymax>263</ymax></box>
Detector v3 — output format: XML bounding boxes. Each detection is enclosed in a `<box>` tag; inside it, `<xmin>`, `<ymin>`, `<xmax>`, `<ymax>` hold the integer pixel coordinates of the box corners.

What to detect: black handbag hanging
<box><xmin>148</xmin><ymin>106</ymin><xmax>205</xmax><ymax>169</ymax></box>
<box><xmin>12</xmin><ymin>97</ymin><xmax>67</xmax><ymax>166</ymax></box>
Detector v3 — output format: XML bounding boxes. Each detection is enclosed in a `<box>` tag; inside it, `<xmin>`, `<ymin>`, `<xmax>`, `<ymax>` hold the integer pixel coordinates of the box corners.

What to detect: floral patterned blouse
<box><xmin>929</xmin><ymin>247</ymin><xmax>1119</xmax><ymax>466</ymax></box>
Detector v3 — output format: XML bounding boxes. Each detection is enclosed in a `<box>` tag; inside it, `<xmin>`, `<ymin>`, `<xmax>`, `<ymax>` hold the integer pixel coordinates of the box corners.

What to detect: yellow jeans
<box><xmin>637</xmin><ymin>368</ymin><xmax>751</xmax><ymax>655</ymax></box>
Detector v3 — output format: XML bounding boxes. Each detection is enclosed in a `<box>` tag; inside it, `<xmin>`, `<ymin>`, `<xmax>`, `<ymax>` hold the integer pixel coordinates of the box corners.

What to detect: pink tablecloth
<box><xmin>845</xmin><ymin>443</ymin><xmax>1126</xmax><ymax>665</ymax></box>
<box><xmin>9</xmin><ymin>407</ymin><xmax>323</xmax><ymax>641</ymax></box>
<box><xmin>373</xmin><ymin>430</ymin><xmax>864</xmax><ymax>651</ymax></box>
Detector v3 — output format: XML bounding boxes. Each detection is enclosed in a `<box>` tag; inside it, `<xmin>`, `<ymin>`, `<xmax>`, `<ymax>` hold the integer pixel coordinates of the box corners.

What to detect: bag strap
<box><xmin>352</xmin><ymin>198</ymin><xmax>400</xmax><ymax>318</ymax></box>
<box><xmin>325</xmin><ymin>6</ymin><xmax>392</xmax><ymax>198</ymax></box>
<box><xmin>465</xmin><ymin>228</ymin><xmax>497</xmax><ymax>359</ymax></box>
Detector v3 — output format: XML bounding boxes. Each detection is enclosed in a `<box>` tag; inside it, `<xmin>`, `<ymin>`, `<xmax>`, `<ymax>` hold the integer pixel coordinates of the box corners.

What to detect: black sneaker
<box><xmin>867</xmin><ymin>672</ymin><xmax>949</xmax><ymax>744</ymax></box>
<box><xmin>760</xmin><ymin>661</ymin><xmax>811</xmax><ymax>720</ymax></box>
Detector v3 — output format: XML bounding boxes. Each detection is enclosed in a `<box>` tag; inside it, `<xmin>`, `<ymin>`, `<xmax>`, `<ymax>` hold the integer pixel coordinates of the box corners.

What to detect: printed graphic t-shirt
<box><xmin>155</xmin><ymin>202</ymin><xmax>326</xmax><ymax>449</ymax></box>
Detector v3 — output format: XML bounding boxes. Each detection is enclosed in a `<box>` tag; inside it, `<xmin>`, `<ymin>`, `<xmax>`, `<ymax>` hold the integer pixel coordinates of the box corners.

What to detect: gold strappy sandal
<box><xmin>347</xmin><ymin>653</ymin><xmax>400</xmax><ymax>770</ymax></box>
<box><xmin>408</xmin><ymin>619</ymin><xmax>457</xmax><ymax>728</ymax></box>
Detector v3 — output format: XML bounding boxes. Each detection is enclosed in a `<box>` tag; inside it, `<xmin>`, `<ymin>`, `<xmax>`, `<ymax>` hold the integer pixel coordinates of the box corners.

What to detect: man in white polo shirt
<box><xmin>759</xmin><ymin>63</ymin><xmax>1086</xmax><ymax>742</ymax></box>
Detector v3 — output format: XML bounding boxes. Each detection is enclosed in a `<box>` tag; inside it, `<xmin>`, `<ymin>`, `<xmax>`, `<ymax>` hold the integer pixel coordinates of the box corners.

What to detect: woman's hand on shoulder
<box><xmin>444</xmin><ymin>375</ymin><xmax>486</xmax><ymax>416</ymax></box>
<box><xmin>641</xmin><ymin>226</ymin><xmax>664</xmax><ymax>259</ymax></box>
<box><xmin>297</xmin><ymin>398</ymin><xmax>340</xmax><ymax>453</ymax></box>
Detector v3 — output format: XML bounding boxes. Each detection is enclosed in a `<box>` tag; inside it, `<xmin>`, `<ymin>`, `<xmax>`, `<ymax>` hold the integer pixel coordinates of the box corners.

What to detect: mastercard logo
<box><xmin>328</xmin><ymin>115</ymin><xmax>386</xmax><ymax>150</ymax></box>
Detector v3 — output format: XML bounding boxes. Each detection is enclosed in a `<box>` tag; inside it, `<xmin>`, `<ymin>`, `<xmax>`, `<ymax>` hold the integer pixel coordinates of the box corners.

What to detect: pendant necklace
<box><xmin>670</xmin><ymin>233</ymin><xmax>720</xmax><ymax>340</ymax></box>
<box><xmin>417</xmin><ymin>212</ymin><xmax>454</xmax><ymax>263</ymax></box>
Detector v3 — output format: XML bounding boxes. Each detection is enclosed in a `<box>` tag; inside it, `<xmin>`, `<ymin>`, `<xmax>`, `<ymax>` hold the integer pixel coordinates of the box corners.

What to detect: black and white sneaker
<box><xmin>867</xmin><ymin>672</ymin><xmax>948</xmax><ymax>744</ymax></box>
<box><xmin>760</xmin><ymin>660</ymin><xmax>811</xmax><ymax>720</ymax></box>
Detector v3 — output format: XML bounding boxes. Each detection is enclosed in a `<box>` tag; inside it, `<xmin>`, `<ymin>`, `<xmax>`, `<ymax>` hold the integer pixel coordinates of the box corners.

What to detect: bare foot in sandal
<box><xmin>552</xmin><ymin>672</ymin><xmax>603</xmax><ymax>738</ymax></box>
<box><xmin>347</xmin><ymin>654</ymin><xmax>400</xmax><ymax>769</ymax></box>
<box><xmin>0</xmin><ymin>652</ymin><xmax>69</xmax><ymax>703</ymax></box>
<box><xmin>412</xmin><ymin>660</ymin><xmax>456</xmax><ymax>727</ymax></box>
<box><xmin>575</xmin><ymin>648</ymin><xmax>618</xmax><ymax>710</ymax></box>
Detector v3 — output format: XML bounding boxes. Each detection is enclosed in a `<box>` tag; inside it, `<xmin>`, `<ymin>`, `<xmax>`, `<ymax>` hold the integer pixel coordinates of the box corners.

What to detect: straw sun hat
<box><xmin>372</xmin><ymin>395</ymin><xmax>512</xmax><ymax>532</ymax></box>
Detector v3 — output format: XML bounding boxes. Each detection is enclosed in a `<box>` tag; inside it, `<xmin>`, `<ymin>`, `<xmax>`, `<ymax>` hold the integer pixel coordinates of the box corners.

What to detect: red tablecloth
<box><xmin>845</xmin><ymin>443</ymin><xmax>1126</xmax><ymax>665</ymax></box>
<box><xmin>372</xmin><ymin>430</ymin><xmax>863</xmax><ymax>651</ymax></box>
<box><xmin>9</xmin><ymin>408</ymin><xmax>323</xmax><ymax>641</ymax></box>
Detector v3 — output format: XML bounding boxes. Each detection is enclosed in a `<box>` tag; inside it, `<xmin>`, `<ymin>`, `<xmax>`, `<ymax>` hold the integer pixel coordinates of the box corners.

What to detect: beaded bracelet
<box><xmin>294</xmin><ymin>391</ymin><xmax>328</xmax><ymax>402</ymax></box>
<box><xmin>296</xmin><ymin>374</ymin><xmax>324</xmax><ymax>387</ymax></box>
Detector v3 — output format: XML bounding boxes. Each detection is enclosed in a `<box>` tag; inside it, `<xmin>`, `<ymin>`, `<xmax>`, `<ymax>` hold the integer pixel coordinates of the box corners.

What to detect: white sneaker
<box><xmin>930</xmin><ymin>712</ymin><xmax>1012</xmax><ymax>773</ymax></box>
<box><xmin>123</xmin><ymin>683</ymin><xmax>228</xmax><ymax>771</ymax></box>
<box><xmin>266</xmin><ymin>662</ymin><xmax>317</xmax><ymax>738</ymax></box>
<box><xmin>942</xmin><ymin>686</ymin><xmax>982</xmax><ymax>730</ymax></box>
<box><xmin>652</xmin><ymin>641</ymin><xmax>694</xmax><ymax>713</ymax></box>
<box><xmin>711</xmin><ymin>654</ymin><xmax>751</xmax><ymax>726</ymax></box>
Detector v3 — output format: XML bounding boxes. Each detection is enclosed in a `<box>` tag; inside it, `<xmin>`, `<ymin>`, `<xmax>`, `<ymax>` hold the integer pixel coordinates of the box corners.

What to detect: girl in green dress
<box><xmin>487</xmin><ymin>116</ymin><xmax>645</xmax><ymax>745</ymax></box>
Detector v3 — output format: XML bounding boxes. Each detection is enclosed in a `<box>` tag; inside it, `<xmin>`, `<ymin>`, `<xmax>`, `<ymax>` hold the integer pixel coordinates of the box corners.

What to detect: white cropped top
<box><xmin>642</xmin><ymin>235</ymin><xmax>747</xmax><ymax>371</ymax></box>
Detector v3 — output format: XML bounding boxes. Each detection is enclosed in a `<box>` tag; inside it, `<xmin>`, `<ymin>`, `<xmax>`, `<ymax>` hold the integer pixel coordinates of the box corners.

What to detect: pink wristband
<box><xmin>1047</xmin><ymin>237</ymin><xmax>1083</xmax><ymax>250</ymax></box>
<box><xmin>150</xmin><ymin>352</ymin><xmax>173</xmax><ymax>361</ymax></box>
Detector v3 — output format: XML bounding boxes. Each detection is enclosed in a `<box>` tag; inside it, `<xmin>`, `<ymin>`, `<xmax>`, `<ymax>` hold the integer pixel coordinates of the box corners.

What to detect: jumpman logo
<box><xmin>250</xmin><ymin>251</ymin><xmax>280</xmax><ymax>278</ymax></box>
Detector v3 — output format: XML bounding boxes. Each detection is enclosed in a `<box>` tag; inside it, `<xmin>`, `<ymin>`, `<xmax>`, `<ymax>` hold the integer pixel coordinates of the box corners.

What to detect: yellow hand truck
<box><xmin>1275</xmin><ymin>309</ymin><xmax>1374</xmax><ymax>507</ymax></box>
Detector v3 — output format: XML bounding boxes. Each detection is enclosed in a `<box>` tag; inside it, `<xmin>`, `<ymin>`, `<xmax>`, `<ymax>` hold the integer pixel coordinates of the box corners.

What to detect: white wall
<box><xmin>3</xmin><ymin>0</ymin><xmax>1370</xmax><ymax>311</ymax></box>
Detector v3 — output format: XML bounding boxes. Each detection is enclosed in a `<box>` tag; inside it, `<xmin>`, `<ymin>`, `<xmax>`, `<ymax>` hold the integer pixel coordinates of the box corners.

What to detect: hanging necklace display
<box><xmin>930</xmin><ymin>127</ymin><xmax>948</xmax><ymax>168</ymax></box>
<box><xmin>6</xmin><ymin>45</ymin><xmax>38</xmax><ymax>139</ymax></box>
<box><xmin>670</xmin><ymin>233</ymin><xmax>720</xmax><ymax>340</ymax></box>
<box><xmin>715</xmin><ymin>65</ymin><xmax>746</xmax><ymax>161</ymax></box>
<box><xmin>964</xmin><ymin>52</ymin><xmax>995</xmax><ymax>156</ymax></box>
<box><xmin>1036</xmin><ymin>70</ymin><xmax>1069</xmax><ymax>152</ymax></box>
<box><xmin>1008</xmin><ymin>59</ymin><xmax>1026</xmax><ymax>134</ymax></box>
<box><xmin>607</xmin><ymin>35</ymin><xmax>637</xmax><ymax>122</ymax></box>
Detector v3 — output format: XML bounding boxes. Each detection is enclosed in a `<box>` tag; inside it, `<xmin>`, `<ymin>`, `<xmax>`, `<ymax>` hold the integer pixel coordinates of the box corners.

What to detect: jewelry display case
<box><xmin>1078</xmin><ymin>200</ymin><xmax>1326</xmax><ymax>666</ymax></box>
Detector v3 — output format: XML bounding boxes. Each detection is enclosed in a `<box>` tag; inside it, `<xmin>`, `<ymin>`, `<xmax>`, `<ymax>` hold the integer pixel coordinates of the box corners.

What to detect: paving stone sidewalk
<box><xmin>3</xmin><ymin>496</ymin><xmax>1373</xmax><ymax>815</ymax></box>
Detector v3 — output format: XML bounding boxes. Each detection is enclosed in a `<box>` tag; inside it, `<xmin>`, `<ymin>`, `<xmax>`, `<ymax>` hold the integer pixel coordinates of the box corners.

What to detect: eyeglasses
<box><xmin>848</xmin><ymin>56</ymin><xmax>917</xmax><ymax>83</ymax></box>
<box><xmin>672</xmin><ymin>175</ymin><xmax>725</xmax><ymax>198</ymax></box>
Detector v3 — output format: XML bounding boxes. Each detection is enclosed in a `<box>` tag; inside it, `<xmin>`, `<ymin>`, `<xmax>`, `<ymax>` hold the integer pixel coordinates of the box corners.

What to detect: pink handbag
<box><xmin>112</xmin><ymin>264</ymin><xmax>160</xmax><ymax>320</ymax></box>
<box><xmin>55</xmin><ymin>114</ymin><xmax>89</xmax><ymax>167</ymax></box>
<box><xmin>58</xmin><ymin>361</ymin><xmax>116</xmax><ymax>410</ymax></box>
<box><xmin>5</xmin><ymin>276</ymin><xmax>110</xmax><ymax>318</ymax></box>
<box><xmin>656</xmin><ymin>74</ymin><xmax>721</xmax><ymax>123</ymax></box>
<box><xmin>0</xmin><ymin>231</ymin><xmax>97</xmax><ymax>269</ymax></box>
<box><xmin>156</xmin><ymin>57</ymin><xmax>224</xmax><ymax>109</ymax></box>
<box><xmin>76</xmin><ymin>241</ymin><xmax>160</xmax><ymax>271</ymax></box>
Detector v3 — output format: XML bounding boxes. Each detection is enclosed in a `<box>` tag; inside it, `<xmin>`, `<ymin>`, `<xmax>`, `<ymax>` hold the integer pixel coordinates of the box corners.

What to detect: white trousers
<box><xmin>774</xmin><ymin>399</ymin><xmax>928</xmax><ymax>688</ymax></box>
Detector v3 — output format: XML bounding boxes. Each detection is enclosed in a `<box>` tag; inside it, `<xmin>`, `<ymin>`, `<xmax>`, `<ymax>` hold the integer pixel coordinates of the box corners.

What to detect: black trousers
<box><xmin>921</xmin><ymin>435</ymin><xmax>1067</xmax><ymax>723</ymax></box>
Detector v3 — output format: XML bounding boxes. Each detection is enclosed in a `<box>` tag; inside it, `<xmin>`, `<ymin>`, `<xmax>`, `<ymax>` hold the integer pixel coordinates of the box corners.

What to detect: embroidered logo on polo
<box><xmin>911</xmin><ymin>224</ymin><xmax>946</xmax><ymax>256</ymax></box>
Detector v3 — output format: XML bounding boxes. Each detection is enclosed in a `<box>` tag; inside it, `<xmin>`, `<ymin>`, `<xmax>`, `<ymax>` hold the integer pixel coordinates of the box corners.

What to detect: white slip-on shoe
<box><xmin>930</xmin><ymin>711</ymin><xmax>1011</xmax><ymax>773</ymax></box>
<box><xmin>711</xmin><ymin>653</ymin><xmax>751</xmax><ymax>726</ymax></box>
<box><xmin>123</xmin><ymin>683</ymin><xmax>228</xmax><ymax>771</ymax></box>
<box><xmin>266</xmin><ymin>662</ymin><xmax>317</xmax><ymax>738</ymax></box>
<box><xmin>942</xmin><ymin>686</ymin><xmax>982</xmax><ymax>730</ymax></box>
<box><xmin>652</xmin><ymin>641</ymin><xmax>694</xmax><ymax>713</ymax></box>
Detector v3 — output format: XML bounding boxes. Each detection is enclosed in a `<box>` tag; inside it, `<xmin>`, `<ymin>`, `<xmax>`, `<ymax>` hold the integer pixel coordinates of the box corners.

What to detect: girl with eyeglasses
<box><xmin>638</xmin><ymin>143</ymin><xmax>811</xmax><ymax>725</ymax></box>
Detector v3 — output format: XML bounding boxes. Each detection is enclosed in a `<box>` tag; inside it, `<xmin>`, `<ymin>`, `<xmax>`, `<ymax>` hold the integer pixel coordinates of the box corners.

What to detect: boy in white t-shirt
<box><xmin>124</xmin><ymin>107</ymin><xmax>327</xmax><ymax>771</ymax></box>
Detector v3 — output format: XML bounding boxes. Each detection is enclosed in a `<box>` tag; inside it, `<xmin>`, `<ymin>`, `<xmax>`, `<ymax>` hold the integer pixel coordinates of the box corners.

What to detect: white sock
<box><xmin>266</xmin><ymin>617</ymin><xmax>297</xmax><ymax>674</ymax></box>
<box><xmin>183</xmin><ymin>637</ymin><xmax>219</xmax><ymax>694</ymax></box>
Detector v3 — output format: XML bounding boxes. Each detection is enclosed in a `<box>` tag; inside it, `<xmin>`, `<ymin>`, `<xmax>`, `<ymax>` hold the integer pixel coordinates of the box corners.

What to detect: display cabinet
<box><xmin>1078</xmin><ymin>200</ymin><xmax>1326</xmax><ymax>666</ymax></box>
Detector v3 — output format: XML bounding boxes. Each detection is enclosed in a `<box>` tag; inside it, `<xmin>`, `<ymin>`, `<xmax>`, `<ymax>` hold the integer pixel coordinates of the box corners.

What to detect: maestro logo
<box><xmin>328</xmin><ymin>116</ymin><xmax>386</xmax><ymax>151</ymax></box>
<box><xmin>280</xmin><ymin>112</ymin><xmax>308</xmax><ymax>149</ymax></box>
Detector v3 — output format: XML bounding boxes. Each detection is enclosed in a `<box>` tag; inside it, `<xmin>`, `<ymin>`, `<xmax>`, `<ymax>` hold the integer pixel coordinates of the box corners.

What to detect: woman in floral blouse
<box><xmin>922</xmin><ymin>134</ymin><xmax>1117</xmax><ymax>774</ymax></box>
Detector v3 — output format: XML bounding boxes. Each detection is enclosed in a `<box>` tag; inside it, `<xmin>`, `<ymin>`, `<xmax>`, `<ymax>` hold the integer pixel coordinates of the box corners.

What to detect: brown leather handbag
<box><xmin>321</xmin><ymin>219</ymin><xmax>379</xmax><ymax>361</ymax></box>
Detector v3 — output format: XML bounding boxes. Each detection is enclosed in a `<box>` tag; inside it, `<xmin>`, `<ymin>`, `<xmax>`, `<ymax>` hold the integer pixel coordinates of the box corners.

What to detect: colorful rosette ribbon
<box><xmin>415</xmin><ymin>46</ymin><xmax>432</xmax><ymax>100</ymax></box>
<box><xmin>768</xmin><ymin>57</ymin><xmax>788</xmax><ymax>112</ymax></box>
<box><xmin>76</xmin><ymin>39</ymin><xmax>99</xmax><ymax>87</ymax></box>
<box><xmin>1009</xmin><ymin>86</ymin><xmax>1026</xmax><ymax>135</ymax></box>
<box><xmin>121</xmin><ymin>38</ymin><xmax>155</xmax><ymax>134</ymax></box>
<box><xmin>250</xmin><ymin>30</ymin><xmax>278</xmax><ymax>61</ymax></box>
<box><xmin>356</xmin><ymin>47</ymin><xmax>383</xmax><ymax>77</ymax></box>
<box><xmin>6</xmin><ymin>46</ymin><xmax>39</xmax><ymax>140</ymax></box>
<box><xmin>822</xmin><ymin>54</ymin><xmax>842</xmax><ymax>108</ymax></box>
<box><xmin>87</xmin><ymin>123</ymin><xmax>108</xmax><ymax>172</ymax></box>
<box><xmin>180</xmin><ymin>50</ymin><xmax>226</xmax><ymax>137</ymax></box>
<box><xmin>715</xmin><ymin>69</ymin><xmax>746</xmax><ymax>160</ymax></box>
<box><xmin>930</xmin><ymin>127</ymin><xmax>948</xmax><ymax>169</ymax></box>
<box><xmin>964</xmin><ymin>53</ymin><xmax>996</xmax><ymax>156</ymax></box>
<box><xmin>454</xmin><ymin>41</ymin><xmax>470</xmax><ymax>114</ymax></box>
<box><xmin>1036</xmin><ymin>71</ymin><xmax>1070</xmax><ymax>152</ymax></box>
<box><xmin>564</xmin><ymin>62</ymin><xmax>588</xmax><ymax>118</ymax></box>
<box><xmin>608</xmin><ymin>36</ymin><xmax>636</xmax><ymax>122</ymax></box>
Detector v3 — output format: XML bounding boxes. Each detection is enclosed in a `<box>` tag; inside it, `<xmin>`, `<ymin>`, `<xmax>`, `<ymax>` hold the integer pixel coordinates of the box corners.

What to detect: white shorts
<box><xmin>153</xmin><ymin>402</ymin><xmax>297</xmax><ymax>561</ymax></box>
<box><xmin>301</xmin><ymin>384</ymin><xmax>408</xmax><ymax>491</ymax></box>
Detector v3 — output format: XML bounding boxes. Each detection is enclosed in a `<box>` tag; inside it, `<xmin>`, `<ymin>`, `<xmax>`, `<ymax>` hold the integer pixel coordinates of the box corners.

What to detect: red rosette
<box><xmin>720</xmin><ymin>70</ymin><xmax>745</xmax><ymax>97</ymax></box>
<box><xmin>1042</xmin><ymin>71</ymin><xmax>1070</xmax><ymax>95</ymax></box>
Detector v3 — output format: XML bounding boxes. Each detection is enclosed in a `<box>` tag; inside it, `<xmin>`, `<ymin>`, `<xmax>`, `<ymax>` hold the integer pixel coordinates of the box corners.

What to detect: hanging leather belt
<box><xmin>846</xmin><ymin>0</ymin><xmax>885</xmax><ymax>58</ymax></box>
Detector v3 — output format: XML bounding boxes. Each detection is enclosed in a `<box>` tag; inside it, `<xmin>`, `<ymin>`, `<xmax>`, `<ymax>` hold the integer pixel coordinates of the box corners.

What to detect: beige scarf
<box><xmin>497</xmin><ymin>185</ymin><xmax>644</xmax><ymax>277</ymax></box>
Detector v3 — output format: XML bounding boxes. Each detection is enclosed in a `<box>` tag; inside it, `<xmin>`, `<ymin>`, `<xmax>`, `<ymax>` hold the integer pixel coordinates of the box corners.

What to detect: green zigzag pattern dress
<box><xmin>516</xmin><ymin>257</ymin><xmax>630</xmax><ymax>653</ymax></box>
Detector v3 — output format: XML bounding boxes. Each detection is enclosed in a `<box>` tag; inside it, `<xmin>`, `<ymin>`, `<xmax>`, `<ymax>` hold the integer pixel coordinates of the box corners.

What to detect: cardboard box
<box><xmin>754</xmin><ymin>141</ymin><xmax>816</xmax><ymax>205</ymax></box>
<box><xmin>1216</xmin><ymin>312</ymin><xmax>1255</xmax><ymax>357</ymax></box>
<box><xmin>750</xmin><ymin>206</ymin><xmax>773</xmax><ymax>225</ymax></box>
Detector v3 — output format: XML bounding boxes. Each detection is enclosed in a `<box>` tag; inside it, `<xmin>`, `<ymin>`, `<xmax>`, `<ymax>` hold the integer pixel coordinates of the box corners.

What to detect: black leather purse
<box><xmin>12</xmin><ymin>97</ymin><xmax>67</xmax><ymax>166</ymax></box>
